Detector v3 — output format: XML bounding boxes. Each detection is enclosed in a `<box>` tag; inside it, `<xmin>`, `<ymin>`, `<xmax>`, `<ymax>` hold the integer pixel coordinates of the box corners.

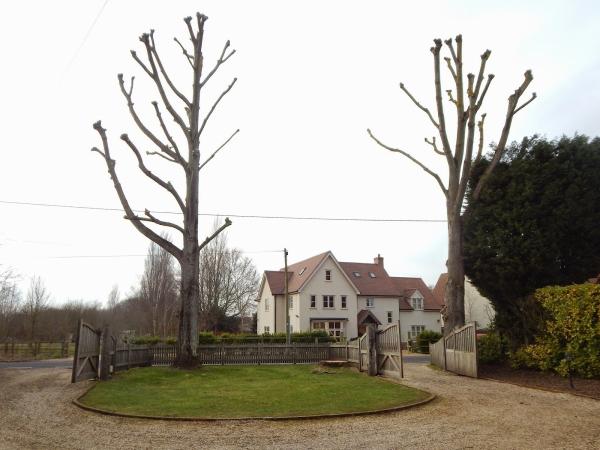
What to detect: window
<box><xmin>411</xmin><ymin>297</ymin><xmax>424</xmax><ymax>310</ymax></box>
<box><xmin>325</xmin><ymin>270</ymin><xmax>332</xmax><ymax>281</ymax></box>
<box><xmin>368</xmin><ymin>272</ymin><xmax>376</xmax><ymax>278</ymax></box>
<box><xmin>341</xmin><ymin>296</ymin><xmax>347</xmax><ymax>309</ymax></box>
<box><xmin>353</xmin><ymin>271</ymin><xmax>361</xmax><ymax>277</ymax></box>
<box><xmin>310</xmin><ymin>295</ymin><xmax>316</xmax><ymax>308</ymax></box>
<box><xmin>288</xmin><ymin>296</ymin><xmax>293</xmax><ymax>309</ymax></box>
<box><xmin>323</xmin><ymin>295</ymin><xmax>334</xmax><ymax>308</ymax></box>
<box><xmin>311</xmin><ymin>320</ymin><xmax>345</xmax><ymax>338</ymax></box>
<box><xmin>299</xmin><ymin>267</ymin><xmax>306</xmax><ymax>276</ymax></box>
<box><xmin>387</xmin><ymin>311</ymin><xmax>393</xmax><ymax>323</ymax></box>
<box><xmin>408</xmin><ymin>325</ymin><xmax>426</xmax><ymax>340</ymax></box>
<box><xmin>264</xmin><ymin>298</ymin><xmax>270</xmax><ymax>311</ymax></box>
<box><xmin>366</xmin><ymin>297</ymin><xmax>374</xmax><ymax>308</ymax></box>
<box><xmin>264</xmin><ymin>326</ymin><xmax>270</xmax><ymax>334</ymax></box>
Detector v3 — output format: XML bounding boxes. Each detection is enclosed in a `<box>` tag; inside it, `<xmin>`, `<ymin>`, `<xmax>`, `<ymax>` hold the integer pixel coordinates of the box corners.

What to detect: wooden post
<box><xmin>358</xmin><ymin>335</ymin><xmax>363</xmax><ymax>372</ymax></box>
<box><xmin>367</xmin><ymin>324</ymin><xmax>377</xmax><ymax>376</ymax></box>
<box><xmin>99</xmin><ymin>324</ymin><xmax>111</xmax><ymax>381</ymax></box>
<box><xmin>71</xmin><ymin>319</ymin><xmax>83</xmax><ymax>383</ymax></box>
<box><xmin>127</xmin><ymin>341</ymin><xmax>132</xmax><ymax>370</ymax></box>
<box><xmin>397</xmin><ymin>320</ymin><xmax>404</xmax><ymax>378</ymax></box>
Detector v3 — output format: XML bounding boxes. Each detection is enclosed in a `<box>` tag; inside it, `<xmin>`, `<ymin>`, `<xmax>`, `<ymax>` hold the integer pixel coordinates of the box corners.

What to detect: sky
<box><xmin>0</xmin><ymin>0</ymin><xmax>599</xmax><ymax>306</ymax></box>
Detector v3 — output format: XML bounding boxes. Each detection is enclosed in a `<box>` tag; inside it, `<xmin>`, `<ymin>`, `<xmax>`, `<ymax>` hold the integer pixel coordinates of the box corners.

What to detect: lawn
<box><xmin>79</xmin><ymin>365</ymin><xmax>429</xmax><ymax>418</ymax></box>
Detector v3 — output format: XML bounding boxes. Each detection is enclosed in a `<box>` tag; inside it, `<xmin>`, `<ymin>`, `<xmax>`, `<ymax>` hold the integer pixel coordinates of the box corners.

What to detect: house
<box><xmin>255</xmin><ymin>251</ymin><xmax>442</xmax><ymax>343</ymax></box>
<box><xmin>432</xmin><ymin>273</ymin><xmax>495</xmax><ymax>331</ymax></box>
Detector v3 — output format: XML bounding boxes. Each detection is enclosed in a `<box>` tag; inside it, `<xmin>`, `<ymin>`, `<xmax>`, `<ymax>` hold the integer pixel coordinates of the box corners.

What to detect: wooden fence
<box><xmin>71</xmin><ymin>320</ymin><xmax>101</xmax><ymax>383</ymax></box>
<box><xmin>429</xmin><ymin>322</ymin><xmax>478</xmax><ymax>378</ymax></box>
<box><xmin>1</xmin><ymin>340</ymin><xmax>72</xmax><ymax>361</ymax></box>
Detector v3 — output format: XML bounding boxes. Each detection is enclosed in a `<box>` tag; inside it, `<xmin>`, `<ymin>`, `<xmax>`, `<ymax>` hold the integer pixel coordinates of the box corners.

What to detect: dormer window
<box><xmin>412</xmin><ymin>297</ymin><xmax>424</xmax><ymax>310</ymax></box>
<box><xmin>299</xmin><ymin>267</ymin><xmax>306</xmax><ymax>276</ymax></box>
<box><xmin>368</xmin><ymin>272</ymin><xmax>376</xmax><ymax>278</ymax></box>
<box><xmin>325</xmin><ymin>270</ymin><xmax>331</xmax><ymax>281</ymax></box>
<box><xmin>353</xmin><ymin>272</ymin><xmax>361</xmax><ymax>277</ymax></box>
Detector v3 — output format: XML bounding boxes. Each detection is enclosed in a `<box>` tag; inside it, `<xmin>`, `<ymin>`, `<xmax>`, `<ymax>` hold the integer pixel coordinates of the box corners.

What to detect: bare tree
<box><xmin>0</xmin><ymin>268</ymin><xmax>21</xmax><ymax>339</ymax></box>
<box><xmin>199</xmin><ymin>224</ymin><xmax>259</xmax><ymax>332</ymax></box>
<box><xmin>368</xmin><ymin>35</ymin><xmax>535</xmax><ymax>334</ymax></box>
<box><xmin>91</xmin><ymin>13</ymin><xmax>238</xmax><ymax>365</ymax></box>
<box><xmin>23</xmin><ymin>276</ymin><xmax>50</xmax><ymax>341</ymax></box>
<box><xmin>139</xmin><ymin>240</ymin><xmax>179</xmax><ymax>337</ymax></box>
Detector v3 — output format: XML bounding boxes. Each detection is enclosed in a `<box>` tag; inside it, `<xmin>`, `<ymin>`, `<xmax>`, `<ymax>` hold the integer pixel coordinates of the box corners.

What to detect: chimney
<box><xmin>374</xmin><ymin>254</ymin><xmax>384</xmax><ymax>267</ymax></box>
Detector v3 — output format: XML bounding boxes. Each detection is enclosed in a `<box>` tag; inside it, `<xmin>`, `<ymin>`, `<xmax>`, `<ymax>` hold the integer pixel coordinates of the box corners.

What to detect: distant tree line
<box><xmin>0</xmin><ymin>228</ymin><xmax>258</xmax><ymax>342</ymax></box>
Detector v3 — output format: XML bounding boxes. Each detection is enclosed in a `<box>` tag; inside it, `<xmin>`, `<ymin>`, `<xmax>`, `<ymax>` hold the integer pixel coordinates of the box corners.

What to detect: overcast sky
<box><xmin>1</xmin><ymin>0</ymin><xmax>599</xmax><ymax>306</ymax></box>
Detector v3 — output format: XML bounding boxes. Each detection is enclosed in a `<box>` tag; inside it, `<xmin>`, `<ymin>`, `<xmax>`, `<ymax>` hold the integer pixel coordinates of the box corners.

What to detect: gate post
<box><xmin>367</xmin><ymin>324</ymin><xmax>378</xmax><ymax>376</ymax></box>
<box><xmin>99</xmin><ymin>324</ymin><xmax>111</xmax><ymax>381</ymax></box>
<box><xmin>71</xmin><ymin>319</ymin><xmax>83</xmax><ymax>383</ymax></box>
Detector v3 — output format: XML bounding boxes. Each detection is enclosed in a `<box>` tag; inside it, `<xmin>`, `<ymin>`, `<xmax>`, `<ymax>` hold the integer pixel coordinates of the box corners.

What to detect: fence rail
<box><xmin>0</xmin><ymin>341</ymin><xmax>72</xmax><ymax>361</ymax></box>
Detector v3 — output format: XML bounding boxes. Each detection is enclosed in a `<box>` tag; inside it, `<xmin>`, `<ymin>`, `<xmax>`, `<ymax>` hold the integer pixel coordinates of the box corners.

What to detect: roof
<box><xmin>338</xmin><ymin>262</ymin><xmax>398</xmax><ymax>296</ymax></box>
<box><xmin>432</xmin><ymin>273</ymin><xmax>448</xmax><ymax>305</ymax></box>
<box><xmin>282</xmin><ymin>251</ymin><xmax>331</xmax><ymax>293</ymax></box>
<box><xmin>263</xmin><ymin>270</ymin><xmax>291</xmax><ymax>295</ymax></box>
<box><xmin>357</xmin><ymin>309</ymin><xmax>382</xmax><ymax>325</ymax></box>
<box><xmin>390</xmin><ymin>277</ymin><xmax>442</xmax><ymax>311</ymax></box>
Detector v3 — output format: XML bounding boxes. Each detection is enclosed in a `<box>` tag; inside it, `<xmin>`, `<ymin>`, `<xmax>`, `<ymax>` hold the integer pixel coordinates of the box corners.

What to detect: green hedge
<box><xmin>509</xmin><ymin>284</ymin><xmax>600</xmax><ymax>378</ymax></box>
<box><xmin>414</xmin><ymin>330</ymin><xmax>442</xmax><ymax>354</ymax></box>
<box><xmin>477</xmin><ymin>333</ymin><xmax>507</xmax><ymax>364</ymax></box>
<box><xmin>132</xmin><ymin>331</ymin><xmax>334</xmax><ymax>346</ymax></box>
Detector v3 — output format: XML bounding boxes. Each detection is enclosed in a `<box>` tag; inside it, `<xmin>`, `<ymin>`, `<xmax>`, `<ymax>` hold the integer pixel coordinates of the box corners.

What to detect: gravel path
<box><xmin>1</xmin><ymin>364</ymin><xmax>598</xmax><ymax>449</ymax></box>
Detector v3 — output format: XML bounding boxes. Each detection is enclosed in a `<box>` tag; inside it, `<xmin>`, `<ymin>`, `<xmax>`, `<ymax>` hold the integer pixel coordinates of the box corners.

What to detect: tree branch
<box><xmin>91</xmin><ymin>121</ymin><xmax>183</xmax><ymax>262</ymax></box>
<box><xmin>399</xmin><ymin>82</ymin><xmax>440</xmax><ymax>129</ymax></box>
<box><xmin>425</xmin><ymin>136</ymin><xmax>445</xmax><ymax>155</ymax></box>
<box><xmin>151</xmin><ymin>100</ymin><xmax>185</xmax><ymax>165</ymax></box>
<box><xmin>149</xmin><ymin>30</ymin><xmax>191</xmax><ymax>107</ymax></box>
<box><xmin>514</xmin><ymin>92</ymin><xmax>537</xmax><ymax>115</ymax></box>
<box><xmin>200</xmin><ymin>40</ymin><xmax>236</xmax><ymax>89</ymax></box>
<box><xmin>183</xmin><ymin>16</ymin><xmax>196</xmax><ymax>45</ymax></box>
<box><xmin>367</xmin><ymin>129</ymin><xmax>448</xmax><ymax>196</ymax></box>
<box><xmin>475</xmin><ymin>74</ymin><xmax>495</xmax><ymax>110</ymax></box>
<box><xmin>126</xmin><ymin>209</ymin><xmax>184</xmax><ymax>234</ymax></box>
<box><xmin>431</xmin><ymin>39</ymin><xmax>454</xmax><ymax>165</ymax></box>
<box><xmin>174</xmin><ymin>37</ymin><xmax>194</xmax><ymax>68</ymax></box>
<box><xmin>146</xmin><ymin>151</ymin><xmax>177</xmax><ymax>163</ymax></box>
<box><xmin>199</xmin><ymin>129</ymin><xmax>240</xmax><ymax>171</ymax></box>
<box><xmin>120</xmin><ymin>133</ymin><xmax>186</xmax><ymax>212</ymax></box>
<box><xmin>198</xmin><ymin>218</ymin><xmax>233</xmax><ymax>251</ymax></box>
<box><xmin>475</xmin><ymin>113</ymin><xmax>487</xmax><ymax>163</ymax></box>
<box><xmin>444</xmin><ymin>57</ymin><xmax>457</xmax><ymax>80</ymax></box>
<box><xmin>198</xmin><ymin>77</ymin><xmax>237</xmax><ymax>136</ymax></box>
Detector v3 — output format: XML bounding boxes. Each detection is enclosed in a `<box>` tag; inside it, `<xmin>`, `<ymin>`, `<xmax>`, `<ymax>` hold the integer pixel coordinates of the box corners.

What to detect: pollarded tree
<box><xmin>91</xmin><ymin>13</ymin><xmax>238</xmax><ymax>366</ymax></box>
<box><xmin>368</xmin><ymin>35</ymin><xmax>536</xmax><ymax>334</ymax></box>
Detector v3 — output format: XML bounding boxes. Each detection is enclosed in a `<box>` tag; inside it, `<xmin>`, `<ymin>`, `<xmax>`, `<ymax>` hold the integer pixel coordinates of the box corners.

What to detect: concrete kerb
<box><xmin>72</xmin><ymin>379</ymin><xmax>436</xmax><ymax>422</ymax></box>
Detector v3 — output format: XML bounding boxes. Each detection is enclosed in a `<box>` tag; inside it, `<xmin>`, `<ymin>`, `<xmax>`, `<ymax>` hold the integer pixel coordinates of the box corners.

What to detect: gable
<box><xmin>300</xmin><ymin>253</ymin><xmax>360</xmax><ymax>294</ymax></box>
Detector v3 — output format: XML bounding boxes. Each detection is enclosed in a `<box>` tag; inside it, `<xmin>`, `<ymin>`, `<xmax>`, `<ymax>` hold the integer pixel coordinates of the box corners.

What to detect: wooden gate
<box><xmin>429</xmin><ymin>322</ymin><xmax>478</xmax><ymax>378</ymax></box>
<box><xmin>376</xmin><ymin>322</ymin><xmax>403</xmax><ymax>379</ymax></box>
<box><xmin>71</xmin><ymin>319</ymin><xmax>101</xmax><ymax>383</ymax></box>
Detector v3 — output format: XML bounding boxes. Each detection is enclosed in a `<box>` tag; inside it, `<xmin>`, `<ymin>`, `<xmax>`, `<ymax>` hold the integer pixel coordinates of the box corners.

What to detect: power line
<box><xmin>0</xmin><ymin>200</ymin><xmax>447</xmax><ymax>223</ymax></box>
<box><xmin>62</xmin><ymin>0</ymin><xmax>110</xmax><ymax>77</ymax></box>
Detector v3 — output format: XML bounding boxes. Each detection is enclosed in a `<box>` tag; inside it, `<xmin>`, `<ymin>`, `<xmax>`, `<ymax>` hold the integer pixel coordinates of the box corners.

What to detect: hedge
<box><xmin>131</xmin><ymin>331</ymin><xmax>334</xmax><ymax>346</ymax></box>
<box><xmin>510</xmin><ymin>284</ymin><xmax>600</xmax><ymax>378</ymax></box>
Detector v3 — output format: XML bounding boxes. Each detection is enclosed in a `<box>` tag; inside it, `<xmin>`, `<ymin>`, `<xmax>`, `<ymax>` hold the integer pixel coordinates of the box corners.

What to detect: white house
<box><xmin>432</xmin><ymin>273</ymin><xmax>495</xmax><ymax>330</ymax></box>
<box><xmin>256</xmin><ymin>251</ymin><xmax>443</xmax><ymax>343</ymax></box>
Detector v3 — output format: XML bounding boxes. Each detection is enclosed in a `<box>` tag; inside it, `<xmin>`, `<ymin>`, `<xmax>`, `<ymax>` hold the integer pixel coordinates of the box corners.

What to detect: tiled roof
<box><xmin>263</xmin><ymin>270</ymin><xmax>291</xmax><ymax>295</ymax></box>
<box><xmin>338</xmin><ymin>262</ymin><xmax>398</xmax><ymax>296</ymax></box>
<box><xmin>390</xmin><ymin>277</ymin><xmax>442</xmax><ymax>311</ymax></box>
<box><xmin>432</xmin><ymin>273</ymin><xmax>448</xmax><ymax>305</ymax></box>
<box><xmin>281</xmin><ymin>251</ymin><xmax>331</xmax><ymax>293</ymax></box>
<box><xmin>357</xmin><ymin>309</ymin><xmax>382</xmax><ymax>325</ymax></box>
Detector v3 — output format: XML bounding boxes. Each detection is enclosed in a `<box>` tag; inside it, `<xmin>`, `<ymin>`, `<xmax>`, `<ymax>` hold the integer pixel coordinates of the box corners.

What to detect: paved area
<box><xmin>1</xmin><ymin>363</ymin><xmax>598</xmax><ymax>449</ymax></box>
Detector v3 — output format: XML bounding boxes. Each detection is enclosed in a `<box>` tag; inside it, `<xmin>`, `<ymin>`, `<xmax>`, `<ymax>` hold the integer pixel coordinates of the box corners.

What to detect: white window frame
<box><xmin>264</xmin><ymin>298</ymin><xmax>270</xmax><ymax>312</ymax></box>
<box><xmin>325</xmin><ymin>269</ymin><xmax>332</xmax><ymax>281</ymax></box>
<box><xmin>311</xmin><ymin>320</ymin><xmax>345</xmax><ymax>338</ymax></box>
<box><xmin>288</xmin><ymin>296</ymin><xmax>293</xmax><ymax>309</ymax></box>
<box><xmin>264</xmin><ymin>325</ymin><xmax>270</xmax><ymax>334</ymax></box>
<box><xmin>310</xmin><ymin>295</ymin><xmax>316</xmax><ymax>308</ymax></box>
<box><xmin>341</xmin><ymin>295</ymin><xmax>347</xmax><ymax>309</ymax></box>
<box><xmin>408</xmin><ymin>325</ymin><xmax>426</xmax><ymax>340</ymax></box>
<box><xmin>322</xmin><ymin>295</ymin><xmax>334</xmax><ymax>309</ymax></box>
<box><xmin>412</xmin><ymin>297</ymin><xmax>424</xmax><ymax>310</ymax></box>
<box><xmin>387</xmin><ymin>311</ymin><xmax>393</xmax><ymax>323</ymax></box>
<box><xmin>366</xmin><ymin>297</ymin><xmax>374</xmax><ymax>308</ymax></box>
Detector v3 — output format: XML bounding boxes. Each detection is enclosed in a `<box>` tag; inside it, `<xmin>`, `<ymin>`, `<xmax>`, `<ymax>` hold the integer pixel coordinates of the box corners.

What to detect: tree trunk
<box><xmin>176</xmin><ymin>234</ymin><xmax>200</xmax><ymax>367</ymax></box>
<box><xmin>445</xmin><ymin>210</ymin><xmax>466</xmax><ymax>335</ymax></box>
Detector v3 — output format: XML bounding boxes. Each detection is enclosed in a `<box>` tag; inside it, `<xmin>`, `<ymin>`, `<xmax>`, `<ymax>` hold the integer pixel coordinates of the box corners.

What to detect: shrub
<box><xmin>512</xmin><ymin>284</ymin><xmax>600</xmax><ymax>378</ymax></box>
<box><xmin>477</xmin><ymin>333</ymin><xmax>507</xmax><ymax>364</ymax></box>
<box><xmin>415</xmin><ymin>330</ymin><xmax>442</xmax><ymax>354</ymax></box>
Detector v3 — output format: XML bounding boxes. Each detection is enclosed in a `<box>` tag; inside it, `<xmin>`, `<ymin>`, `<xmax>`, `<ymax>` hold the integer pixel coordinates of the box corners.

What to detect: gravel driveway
<box><xmin>1</xmin><ymin>364</ymin><xmax>598</xmax><ymax>449</ymax></box>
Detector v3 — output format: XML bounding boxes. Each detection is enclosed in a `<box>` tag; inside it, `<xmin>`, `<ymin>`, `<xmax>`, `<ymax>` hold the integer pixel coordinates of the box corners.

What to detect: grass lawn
<box><xmin>79</xmin><ymin>365</ymin><xmax>429</xmax><ymax>418</ymax></box>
